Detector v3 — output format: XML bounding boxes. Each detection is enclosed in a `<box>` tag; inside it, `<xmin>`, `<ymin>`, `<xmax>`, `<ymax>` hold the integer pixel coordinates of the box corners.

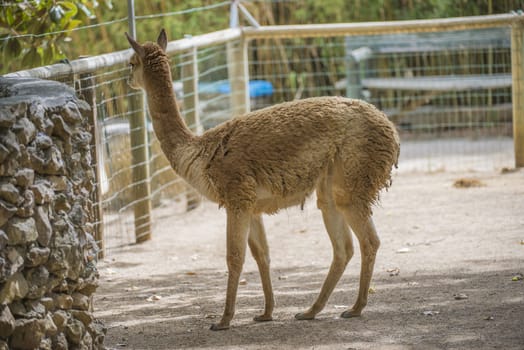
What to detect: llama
<box><xmin>126</xmin><ymin>29</ymin><xmax>400</xmax><ymax>331</ymax></box>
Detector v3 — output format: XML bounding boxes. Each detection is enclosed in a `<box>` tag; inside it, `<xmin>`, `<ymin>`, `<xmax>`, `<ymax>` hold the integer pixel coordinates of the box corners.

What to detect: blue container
<box><xmin>200</xmin><ymin>80</ymin><xmax>273</xmax><ymax>98</ymax></box>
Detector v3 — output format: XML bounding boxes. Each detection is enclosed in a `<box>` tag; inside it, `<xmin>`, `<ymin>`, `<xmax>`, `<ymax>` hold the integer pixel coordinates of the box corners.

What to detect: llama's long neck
<box><xmin>143</xmin><ymin>69</ymin><xmax>195</xmax><ymax>177</ymax></box>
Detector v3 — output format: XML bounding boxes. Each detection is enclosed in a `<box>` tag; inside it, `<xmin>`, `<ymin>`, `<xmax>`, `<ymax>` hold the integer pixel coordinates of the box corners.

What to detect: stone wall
<box><xmin>0</xmin><ymin>77</ymin><xmax>104</xmax><ymax>350</ymax></box>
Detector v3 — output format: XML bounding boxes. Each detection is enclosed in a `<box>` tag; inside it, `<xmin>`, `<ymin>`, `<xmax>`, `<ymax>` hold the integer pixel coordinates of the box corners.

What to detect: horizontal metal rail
<box><xmin>5</xmin><ymin>14</ymin><xmax>523</xmax><ymax>80</ymax></box>
<box><xmin>243</xmin><ymin>13</ymin><xmax>522</xmax><ymax>39</ymax></box>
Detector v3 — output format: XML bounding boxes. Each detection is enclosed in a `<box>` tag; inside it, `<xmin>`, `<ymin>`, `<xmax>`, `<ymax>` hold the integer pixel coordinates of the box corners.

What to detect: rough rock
<box><xmin>53</xmin><ymin>294</ymin><xmax>73</xmax><ymax>310</ymax></box>
<box><xmin>28</xmin><ymin>103</ymin><xmax>51</xmax><ymax>134</ymax></box>
<box><xmin>82</xmin><ymin>331</ymin><xmax>94</xmax><ymax>349</ymax></box>
<box><xmin>0</xmin><ymin>305</ymin><xmax>15</xmax><ymax>338</ymax></box>
<box><xmin>10</xmin><ymin>318</ymin><xmax>45</xmax><ymax>350</ymax></box>
<box><xmin>0</xmin><ymin>272</ymin><xmax>29</xmax><ymax>304</ymax></box>
<box><xmin>14</xmin><ymin>168</ymin><xmax>35</xmax><ymax>188</ymax></box>
<box><xmin>72</xmin><ymin>292</ymin><xmax>90</xmax><ymax>311</ymax></box>
<box><xmin>23</xmin><ymin>299</ymin><xmax>46</xmax><ymax>318</ymax></box>
<box><xmin>65</xmin><ymin>318</ymin><xmax>85</xmax><ymax>345</ymax></box>
<box><xmin>73</xmin><ymin>130</ymin><xmax>92</xmax><ymax>150</ymax></box>
<box><xmin>40</xmin><ymin>297</ymin><xmax>54</xmax><ymax>312</ymax></box>
<box><xmin>52</xmin><ymin>310</ymin><xmax>68</xmax><ymax>332</ymax></box>
<box><xmin>0</xmin><ymin>182</ymin><xmax>21</xmax><ymax>205</ymax></box>
<box><xmin>90</xmin><ymin>319</ymin><xmax>106</xmax><ymax>348</ymax></box>
<box><xmin>39</xmin><ymin>338</ymin><xmax>53</xmax><ymax>350</ymax></box>
<box><xmin>46</xmin><ymin>245</ymin><xmax>83</xmax><ymax>281</ymax></box>
<box><xmin>0</xmin><ymin>200</ymin><xmax>16</xmax><ymax>227</ymax></box>
<box><xmin>0</xmin><ymin>230</ymin><xmax>7</xmax><ymax>250</ymax></box>
<box><xmin>0</xmin><ymin>143</ymin><xmax>9</xmax><ymax>164</ymax></box>
<box><xmin>33</xmin><ymin>205</ymin><xmax>52</xmax><ymax>247</ymax></box>
<box><xmin>26</xmin><ymin>246</ymin><xmax>51</xmax><ymax>267</ymax></box>
<box><xmin>43</xmin><ymin>313</ymin><xmax>58</xmax><ymax>336</ymax></box>
<box><xmin>6</xmin><ymin>246</ymin><xmax>24</xmax><ymax>276</ymax></box>
<box><xmin>24</xmin><ymin>266</ymin><xmax>50</xmax><ymax>299</ymax></box>
<box><xmin>8</xmin><ymin>301</ymin><xmax>26</xmax><ymax>318</ymax></box>
<box><xmin>31</xmin><ymin>181</ymin><xmax>54</xmax><ymax>204</ymax></box>
<box><xmin>71</xmin><ymin>310</ymin><xmax>94</xmax><ymax>328</ymax></box>
<box><xmin>51</xmin><ymin>114</ymin><xmax>72</xmax><ymax>148</ymax></box>
<box><xmin>5</xmin><ymin>217</ymin><xmax>37</xmax><ymax>245</ymax></box>
<box><xmin>0</xmin><ymin>130</ymin><xmax>19</xmax><ymax>154</ymax></box>
<box><xmin>16</xmin><ymin>189</ymin><xmax>35</xmax><ymax>218</ymax></box>
<box><xmin>13</xmin><ymin>116</ymin><xmax>37</xmax><ymax>146</ymax></box>
<box><xmin>49</xmin><ymin>175</ymin><xmax>68</xmax><ymax>192</ymax></box>
<box><xmin>0</xmin><ymin>108</ymin><xmax>16</xmax><ymax>128</ymax></box>
<box><xmin>29</xmin><ymin>145</ymin><xmax>65</xmax><ymax>175</ymax></box>
<box><xmin>54</xmin><ymin>193</ymin><xmax>71</xmax><ymax>212</ymax></box>
<box><xmin>0</xmin><ymin>154</ymin><xmax>19</xmax><ymax>176</ymax></box>
<box><xmin>35</xmin><ymin>132</ymin><xmax>53</xmax><ymax>149</ymax></box>
<box><xmin>79</xmin><ymin>273</ymin><xmax>99</xmax><ymax>296</ymax></box>
<box><xmin>63</xmin><ymin>102</ymin><xmax>83</xmax><ymax>124</ymax></box>
<box><xmin>51</xmin><ymin>332</ymin><xmax>68</xmax><ymax>350</ymax></box>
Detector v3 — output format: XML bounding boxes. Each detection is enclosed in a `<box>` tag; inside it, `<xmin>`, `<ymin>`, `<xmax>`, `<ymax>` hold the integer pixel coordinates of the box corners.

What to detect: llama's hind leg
<box><xmin>295</xmin><ymin>183</ymin><xmax>354</xmax><ymax>320</ymax></box>
<box><xmin>336</xmin><ymin>204</ymin><xmax>380</xmax><ymax>318</ymax></box>
<box><xmin>248</xmin><ymin>215</ymin><xmax>274</xmax><ymax>322</ymax></box>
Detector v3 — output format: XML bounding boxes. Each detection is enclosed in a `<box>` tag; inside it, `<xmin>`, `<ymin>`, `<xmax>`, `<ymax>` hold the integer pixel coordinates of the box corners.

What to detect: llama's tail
<box><xmin>394</xmin><ymin>141</ymin><xmax>400</xmax><ymax>169</ymax></box>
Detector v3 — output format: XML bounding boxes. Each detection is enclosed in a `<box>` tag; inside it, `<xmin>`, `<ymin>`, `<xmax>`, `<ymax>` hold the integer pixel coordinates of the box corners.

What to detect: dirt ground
<box><xmin>95</xmin><ymin>168</ymin><xmax>524</xmax><ymax>350</ymax></box>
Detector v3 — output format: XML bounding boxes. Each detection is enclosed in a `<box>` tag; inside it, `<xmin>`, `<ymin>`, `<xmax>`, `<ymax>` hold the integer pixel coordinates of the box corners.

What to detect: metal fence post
<box><xmin>227</xmin><ymin>39</ymin><xmax>250</xmax><ymax>115</ymax></box>
<box><xmin>511</xmin><ymin>16</ymin><xmax>524</xmax><ymax>167</ymax></box>
<box><xmin>182</xmin><ymin>46</ymin><xmax>202</xmax><ymax>134</ymax></box>
<box><xmin>78</xmin><ymin>73</ymin><xmax>105</xmax><ymax>258</ymax></box>
<box><xmin>128</xmin><ymin>0</ymin><xmax>152</xmax><ymax>242</ymax></box>
<box><xmin>128</xmin><ymin>92</ymin><xmax>152</xmax><ymax>243</ymax></box>
<box><xmin>345</xmin><ymin>46</ymin><xmax>373</xmax><ymax>99</ymax></box>
<box><xmin>228</xmin><ymin>0</ymin><xmax>250</xmax><ymax>115</ymax></box>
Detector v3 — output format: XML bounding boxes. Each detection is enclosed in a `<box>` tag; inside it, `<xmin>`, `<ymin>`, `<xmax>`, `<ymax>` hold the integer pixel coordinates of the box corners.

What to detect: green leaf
<box><xmin>5</xmin><ymin>7</ymin><xmax>15</xmax><ymax>27</ymax></box>
<box><xmin>66</xmin><ymin>19</ymin><xmax>82</xmax><ymax>31</ymax></box>
<box><xmin>59</xmin><ymin>1</ymin><xmax>78</xmax><ymax>18</ymax></box>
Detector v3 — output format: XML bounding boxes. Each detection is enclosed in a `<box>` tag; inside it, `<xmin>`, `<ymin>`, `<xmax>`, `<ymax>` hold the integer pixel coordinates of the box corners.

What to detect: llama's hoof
<box><xmin>253</xmin><ymin>314</ymin><xmax>273</xmax><ymax>322</ymax></box>
<box><xmin>210</xmin><ymin>322</ymin><xmax>230</xmax><ymax>331</ymax></box>
<box><xmin>340</xmin><ymin>309</ymin><xmax>361</xmax><ymax>318</ymax></box>
<box><xmin>294</xmin><ymin>312</ymin><xmax>315</xmax><ymax>321</ymax></box>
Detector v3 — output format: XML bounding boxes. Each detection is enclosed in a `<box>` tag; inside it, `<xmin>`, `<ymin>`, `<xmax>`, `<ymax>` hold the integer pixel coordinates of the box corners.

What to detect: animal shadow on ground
<box><xmin>96</xmin><ymin>259</ymin><xmax>524</xmax><ymax>350</ymax></box>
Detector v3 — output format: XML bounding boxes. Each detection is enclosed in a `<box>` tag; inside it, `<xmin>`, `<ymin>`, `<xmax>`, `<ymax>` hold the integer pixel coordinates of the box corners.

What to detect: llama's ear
<box><xmin>157</xmin><ymin>29</ymin><xmax>168</xmax><ymax>52</ymax></box>
<box><xmin>125</xmin><ymin>32</ymin><xmax>145</xmax><ymax>58</ymax></box>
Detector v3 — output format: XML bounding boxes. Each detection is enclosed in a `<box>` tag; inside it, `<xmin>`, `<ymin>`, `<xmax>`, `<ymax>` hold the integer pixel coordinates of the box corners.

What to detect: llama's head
<box><xmin>125</xmin><ymin>29</ymin><xmax>169</xmax><ymax>89</ymax></box>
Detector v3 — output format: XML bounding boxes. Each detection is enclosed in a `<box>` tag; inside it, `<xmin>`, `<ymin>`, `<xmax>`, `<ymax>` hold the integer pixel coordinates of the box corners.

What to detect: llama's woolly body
<box><xmin>179</xmin><ymin>97</ymin><xmax>399</xmax><ymax>216</ymax></box>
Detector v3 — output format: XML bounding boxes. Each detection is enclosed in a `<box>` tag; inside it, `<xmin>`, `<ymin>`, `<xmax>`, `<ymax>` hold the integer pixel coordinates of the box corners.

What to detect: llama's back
<box><xmin>201</xmin><ymin>96</ymin><xmax>399</xmax><ymax>213</ymax></box>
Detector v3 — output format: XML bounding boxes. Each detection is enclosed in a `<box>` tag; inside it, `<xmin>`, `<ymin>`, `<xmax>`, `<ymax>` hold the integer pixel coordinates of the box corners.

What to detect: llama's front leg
<box><xmin>248</xmin><ymin>215</ymin><xmax>274</xmax><ymax>322</ymax></box>
<box><xmin>210</xmin><ymin>209</ymin><xmax>251</xmax><ymax>331</ymax></box>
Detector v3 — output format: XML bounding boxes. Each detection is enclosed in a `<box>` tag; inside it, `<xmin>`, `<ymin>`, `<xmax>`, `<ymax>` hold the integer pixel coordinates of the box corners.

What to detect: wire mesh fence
<box><xmin>4</xmin><ymin>11</ymin><xmax>523</xmax><ymax>256</ymax></box>
<box><xmin>248</xmin><ymin>27</ymin><xmax>516</xmax><ymax>172</ymax></box>
<box><xmin>93</xmin><ymin>40</ymin><xmax>239</xmax><ymax>252</ymax></box>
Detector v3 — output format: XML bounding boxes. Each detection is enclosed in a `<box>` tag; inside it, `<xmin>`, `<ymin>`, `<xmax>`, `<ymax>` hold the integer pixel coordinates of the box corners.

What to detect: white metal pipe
<box><xmin>243</xmin><ymin>13</ymin><xmax>521</xmax><ymax>39</ymax></box>
<box><xmin>127</xmin><ymin>0</ymin><xmax>136</xmax><ymax>39</ymax></box>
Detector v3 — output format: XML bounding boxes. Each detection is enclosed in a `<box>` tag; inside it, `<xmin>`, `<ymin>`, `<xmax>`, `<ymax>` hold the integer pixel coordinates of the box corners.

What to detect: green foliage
<box><xmin>1</xmin><ymin>0</ymin><xmax>523</xmax><ymax>74</ymax></box>
<box><xmin>267</xmin><ymin>0</ymin><xmax>524</xmax><ymax>23</ymax></box>
<box><xmin>0</xmin><ymin>0</ymin><xmax>112</xmax><ymax>74</ymax></box>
